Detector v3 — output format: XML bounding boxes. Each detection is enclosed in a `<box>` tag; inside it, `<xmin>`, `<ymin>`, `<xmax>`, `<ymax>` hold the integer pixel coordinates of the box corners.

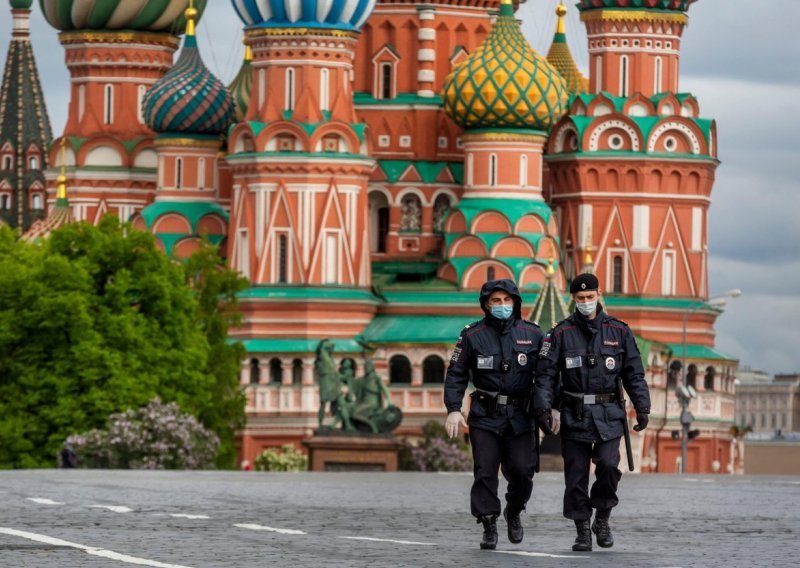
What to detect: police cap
<box><xmin>570</xmin><ymin>273</ymin><xmax>599</xmax><ymax>294</ymax></box>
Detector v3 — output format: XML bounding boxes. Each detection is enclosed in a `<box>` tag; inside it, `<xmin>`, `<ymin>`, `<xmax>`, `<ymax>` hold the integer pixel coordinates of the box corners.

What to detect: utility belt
<box><xmin>471</xmin><ymin>389</ymin><xmax>526</xmax><ymax>416</ymax></box>
<box><xmin>563</xmin><ymin>391</ymin><xmax>618</xmax><ymax>420</ymax></box>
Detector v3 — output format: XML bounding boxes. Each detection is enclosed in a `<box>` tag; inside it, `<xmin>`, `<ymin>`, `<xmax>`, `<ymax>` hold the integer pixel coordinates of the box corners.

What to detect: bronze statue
<box><xmin>313</xmin><ymin>341</ymin><xmax>403</xmax><ymax>435</ymax></box>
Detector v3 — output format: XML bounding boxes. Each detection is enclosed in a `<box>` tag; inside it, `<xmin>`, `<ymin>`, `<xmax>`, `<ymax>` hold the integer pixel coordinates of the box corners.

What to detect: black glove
<box><xmin>633</xmin><ymin>411</ymin><xmax>649</xmax><ymax>432</ymax></box>
<box><xmin>536</xmin><ymin>409</ymin><xmax>554</xmax><ymax>435</ymax></box>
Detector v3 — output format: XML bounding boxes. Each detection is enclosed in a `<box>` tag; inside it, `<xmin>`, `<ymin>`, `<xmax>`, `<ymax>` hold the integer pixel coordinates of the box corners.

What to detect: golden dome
<box><xmin>442</xmin><ymin>0</ymin><xmax>569</xmax><ymax>131</ymax></box>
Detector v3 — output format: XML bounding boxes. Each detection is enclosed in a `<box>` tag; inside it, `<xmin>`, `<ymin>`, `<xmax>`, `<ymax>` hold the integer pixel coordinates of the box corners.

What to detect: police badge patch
<box><xmin>540</xmin><ymin>341</ymin><xmax>551</xmax><ymax>357</ymax></box>
<box><xmin>605</xmin><ymin>356</ymin><xmax>616</xmax><ymax>370</ymax></box>
<box><xmin>517</xmin><ymin>353</ymin><xmax>528</xmax><ymax>366</ymax></box>
<box><xmin>477</xmin><ymin>356</ymin><xmax>494</xmax><ymax>369</ymax></box>
<box><xmin>451</xmin><ymin>347</ymin><xmax>462</xmax><ymax>362</ymax></box>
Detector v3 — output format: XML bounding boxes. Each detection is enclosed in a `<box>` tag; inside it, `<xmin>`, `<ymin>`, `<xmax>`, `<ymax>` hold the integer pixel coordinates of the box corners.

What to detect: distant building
<box><xmin>736</xmin><ymin>374</ymin><xmax>800</xmax><ymax>434</ymax></box>
<box><xmin>736</xmin><ymin>367</ymin><xmax>771</xmax><ymax>385</ymax></box>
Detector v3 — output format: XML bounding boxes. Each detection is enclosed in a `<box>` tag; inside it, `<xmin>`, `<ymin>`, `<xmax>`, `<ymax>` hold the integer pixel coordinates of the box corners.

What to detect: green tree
<box><xmin>0</xmin><ymin>218</ymin><xmax>246</xmax><ymax>468</ymax></box>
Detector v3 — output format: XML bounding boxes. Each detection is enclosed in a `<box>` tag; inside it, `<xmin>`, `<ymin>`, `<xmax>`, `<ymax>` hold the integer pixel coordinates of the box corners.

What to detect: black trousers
<box><xmin>561</xmin><ymin>437</ymin><xmax>622</xmax><ymax>521</ymax></box>
<box><xmin>469</xmin><ymin>427</ymin><xmax>537</xmax><ymax>518</ymax></box>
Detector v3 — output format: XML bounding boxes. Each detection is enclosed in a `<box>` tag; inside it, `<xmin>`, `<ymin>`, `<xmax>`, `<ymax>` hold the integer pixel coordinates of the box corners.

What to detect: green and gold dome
<box><xmin>547</xmin><ymin>3</ymin><xmax>589</xmax><ymax>94</ymax></box>
<box><xmin>442</xmin><ymin>0</ymin><xmax>569</xmax><ymax>131</ymax></box>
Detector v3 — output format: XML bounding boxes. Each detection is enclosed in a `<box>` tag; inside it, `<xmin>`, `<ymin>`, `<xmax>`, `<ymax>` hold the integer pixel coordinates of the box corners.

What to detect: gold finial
<box><xmin>582</xmin><ymin>225</ymin><xmax>594</xmax><ymax>269</ymax></box>
<box><xmin>243</xmin><ymin>37</ymin><xmax>252</xmax><ymax>62</ymax></box>
<box><xmin>501</xmin><ymin>0</ymin><xmax>512</xmax><ymax>5</ymax></box>
<box><xmin>547</xmin><ymin>257</ymin><xmax>555</xmax><ymax>276</ymax></box>
<box><xmin>556</xmin><ymin>2</ymin><xmax>567</xmax><ymax>34</ymax></box>
<box><xmin>56</xmin><ymin>138</ymin><xmax>68</xmax><ymax>200</ymax></box>
<box><xmin>185</xmin><ymin>0</ymin><xmax>197</xmax><ymax>37</ymax></box>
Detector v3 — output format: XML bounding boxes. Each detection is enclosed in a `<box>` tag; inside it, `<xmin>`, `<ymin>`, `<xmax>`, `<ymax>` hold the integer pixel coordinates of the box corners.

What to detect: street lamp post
<box><xmin>678</xmin><ymin>289</ymin><xmax>741</xmax><ymax>474</ymax></box>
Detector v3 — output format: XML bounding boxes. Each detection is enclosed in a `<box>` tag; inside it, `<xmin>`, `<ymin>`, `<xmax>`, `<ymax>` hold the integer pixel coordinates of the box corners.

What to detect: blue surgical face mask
<box><xmin>576</xmin><ymin>300</ymin><xmax>597</xmax><ymax>317</ymax></box>
<box><xmin>490</xmin><ymin>305</ymin><xmax>514</xmax><ymax>320</ymax></box>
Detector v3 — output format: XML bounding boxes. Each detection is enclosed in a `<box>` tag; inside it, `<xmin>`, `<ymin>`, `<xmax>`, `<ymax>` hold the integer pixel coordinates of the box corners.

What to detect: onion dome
<box><xmin>231</xmin><ymin>0</ymin><xmax>376</xmax><ymax>32</ymax></box>
<box><xmin>576</xmin><ymin>0</ymin><xmax>695</xmax><ymax>11</ymax></box>
<box><xmin>142</xmin><ymin>6</ymin><xmax>234</xmax><ymax>135</ymax></box>
<box><xmin>11</xmin><ymin>0</ymin><xmax>33</xmax><ymax>9</ymax></box>
<box><xmin>39</xmin><ymin>0</ymin><xmax>207</xmax><ymax>33</ymax></box>
<box><xmin>228</xmin><ymin>42</ymin><xmax>253</xmax><ymax>123</ymax></box>
<box><xmin>547</xmin><ymin>3</ymin><xmax>589</xmax><ymax>94</ymax></box>
<box><xmin>442</xmin><ymin>0</ymin><xmax>569</xmax><ymax>131</ymax></box>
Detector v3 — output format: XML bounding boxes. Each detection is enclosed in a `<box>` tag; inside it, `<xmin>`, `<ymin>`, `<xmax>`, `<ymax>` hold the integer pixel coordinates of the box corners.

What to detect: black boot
<box><xmin>572</xmin><ymin>519</ymin><xmax>592</xmax><ymax>552</ymax></box>
<box><xmin>592</xmin><ymin>513</ymin><xmax>614</xmax><ymax>548</ymax></box>
<box><xmin>478</xmin><ymin>515</ymin><xmax>498</xmax><ymax>550</ymax></box>
<box><xmin>503</xmin><ymin>506</ymin><xmax>523</xmax><ymax>544</ymax></box>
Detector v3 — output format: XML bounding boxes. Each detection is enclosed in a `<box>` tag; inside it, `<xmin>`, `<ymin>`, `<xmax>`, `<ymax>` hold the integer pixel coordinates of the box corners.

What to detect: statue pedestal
<box><xmin>303</xmin><ymin>434</ymin><xmax>403</xmax><ymax>472</ymax></box>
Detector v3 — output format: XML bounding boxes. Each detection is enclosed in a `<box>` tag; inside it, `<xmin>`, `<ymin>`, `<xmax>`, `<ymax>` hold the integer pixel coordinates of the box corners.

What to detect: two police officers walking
<box><xmin>445</xmin><ymin>274</ymin><xmax>651</xmax><ymax>552</ymax></box>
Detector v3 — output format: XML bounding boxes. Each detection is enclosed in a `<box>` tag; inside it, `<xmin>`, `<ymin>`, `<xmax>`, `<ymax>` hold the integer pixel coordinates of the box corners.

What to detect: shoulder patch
<box><xmin>520</xmin><ymin>319</ymin><xmax>541</xmax><ymax>328</ymax></box>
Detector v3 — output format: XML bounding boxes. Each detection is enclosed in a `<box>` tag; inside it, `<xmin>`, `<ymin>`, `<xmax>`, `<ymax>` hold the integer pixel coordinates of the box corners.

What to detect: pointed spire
<box><xmin>21</xmin><ymin>138</ymin><xmax>73</xmax><ymax>242</ymax></box>
<box><xmin>0</xmin><ymin>0</ymin><xmax>52</xmax><ymax>230</ymax></box>
<box><xmin>546</xmin><ymin>2</ymin><xmax>590</xmax><ymax>94</ymax></box>
<box><xmin>530</xmin><ymin>258</ymin><xmax>570</xmax><ymax>332</ymax></box>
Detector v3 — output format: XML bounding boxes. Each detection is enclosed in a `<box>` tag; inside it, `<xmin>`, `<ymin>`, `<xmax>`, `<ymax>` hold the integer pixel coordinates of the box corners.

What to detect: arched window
<box><xmin>422</xmin><ymin>355</ymin><xmax>445</xmax><ymax>384</ymax></box>
<box><xmin>320</xmin><ymin>68</ymin><xmax>330</xmax><ymax>111</ymax></box>
<box><xmin>368</xmin><ymin>191</ymin><xmax>389</xmax><ymax>253</ymax></box>
<box><xmin>400</xmin><ymin>194</ymin><xmax>422</xmax><ymax>232</ymax></box>
<box><xmin>1</xmin><ymin>194</ymin><xmax>9</xmax><ymax>210</ymax></box>
<box><xmin>269</xmin><ymin>358</ymin><xmax>283</xmax><ymax>383</ymax></box>
<box><xmin>519</xmin><ymin>155</ymin><xmax>528</xmax><ymax>187</ymax></box>
<box><xmin>595</xmin><ymin>56</ymin><xmax>603</xmax><ymax>91</ymax></box>
<box><xmin>29</xmin><ymin>156</ymin><xmax>38</xmax><ymax>170</ymax></box>
<box><xmin>487</xmin><ymin>266</ymin><xmax>495</xmax><ymax>281</ymax></box>
<box><xmin>278</xmin><ymin>234</ymin><xmax>288</xmax><ymax>283</ymax></box>
<box><xmin>667</xmin><ymin>360</ymin><xmax>681</xmax><ymax>390</ymax></box>
<box><xmin>654</xmin><ymin>56</ymin><xmax>663</xmax><ymax>94</ymax></box>
<box><xmin>137</xmin><ymin>85</ymin><xmax>146</xmax><ymax>124</ymax></box>
<box><xmin>249</xmin><ymin>358</ymin><xmax>260</xmax><ymax>384</ymax></box>
<box><xmin>2</xmin><ymin>155</ymin><xmax>12</xmax><ymax>170</ymax></box>
<box><xmin>389</xmin><ymin>354</ymin><xmax>412</xmax><ymax>384</ymax></box>
<box><xmin>292</xmin><ymin>358</ymin><xmax>303</xmax><ymax>385</ymax></box>
<box><xmin>489</xmin><ymin>154</ymin><xmax>497</xmax><ymax>186</ymax></box>
<box><xmin>32</xmin><ymin>194</ymin><xmax>43</xmax><ymax>209</ymax></box>
<box><xmin>104</xmin><ymin>84</ymin><xmax>114</xmax><ymax>124</ymax></box>
<box><xmin>686</xmin><ymin>364</ymin><xmax>697</xmax><ymax>389</ymax></box>
<box><xmin>198</xmin><ymin>158</ymin><xmax>205</xmax><ymax>189</ymax></box>
<box><xmin>612</xmin><ymin>255</ymin><xmax>623</xmax><ymax>293</ymax></box>
<box><xmin>432</xmin><ymin>194</ymin><xmax>451</xmax><ymax>234</ymax></box>
<box><xmin>380</xmin><ymin>62</ymin><xmax>392</xmax><ymax>99</ymax></box>
<box><xmin>704</xmin><ymin>366</ymin><xmax>716</xmax><ymax>391</ymax></box>
<box><xmin>175</xmin><ymin>157</ymin><xmax>183</xmax><ymax>189</ymax></box>
<box><xmin>78</xmin><ymin>85</ymin><xmax>86</xmax><ymax>121</ymax></box>
<box><xmin>285</xmin><ymin>68</ymin><xmax>296</xmax><ymax>112</ymax></box>
<box><xmin>466</xmin><ymin>154</ymin><xmax>474</xmax><ymax>186</ymax></box>
<box><xmin>620</xmin><ymin>56</ymin><xmax>629</xmax><ymax>97</ymax></box>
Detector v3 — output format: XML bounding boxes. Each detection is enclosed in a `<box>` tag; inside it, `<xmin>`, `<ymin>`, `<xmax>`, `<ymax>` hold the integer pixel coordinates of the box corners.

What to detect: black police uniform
<box><xmin>444</xmin><ymin>279</ymin><xmax>544</xmax><ymax>519</ymax></box>
<box><xmin>534</xmin><ymin>304</ymin><xmax>650</xmax><ymax>521</ymax></box>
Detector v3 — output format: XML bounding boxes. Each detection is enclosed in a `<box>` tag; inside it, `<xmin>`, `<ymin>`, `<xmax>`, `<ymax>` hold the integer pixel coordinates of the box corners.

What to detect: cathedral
<box><xmin>0</xmin><ymin>0</ymin><xmax>738</xmax><ymax>473</ymax></box>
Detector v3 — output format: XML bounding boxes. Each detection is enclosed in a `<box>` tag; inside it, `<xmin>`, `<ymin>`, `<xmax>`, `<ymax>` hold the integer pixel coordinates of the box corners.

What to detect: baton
<box><xmin>616</xmin><ymin>376</ymin><xmax>635</xmax><ymax>472</ymax></box>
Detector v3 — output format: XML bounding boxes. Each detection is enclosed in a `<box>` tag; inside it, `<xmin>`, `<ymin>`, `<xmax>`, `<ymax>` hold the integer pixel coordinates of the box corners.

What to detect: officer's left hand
<box><xmin>551</xmin><ymin>409</ymin><xmax>561</xmax><ymax>435</ymax></box>
<box><xmin>633</xmin><ymin>411</ymin><xmax>649</xmax><ymax>432</ymax></box>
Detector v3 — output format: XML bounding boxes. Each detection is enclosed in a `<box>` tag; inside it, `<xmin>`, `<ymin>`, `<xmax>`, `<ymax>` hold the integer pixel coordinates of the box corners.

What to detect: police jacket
<box><xmin>444</xmin><ymin>279</ymin><xmax>543</xmax><ymax>435</ymax></box>
<box><xmin>533</xmin><ymin>305</ymin><xmax>650</xmax><ymax>443</ymax></box>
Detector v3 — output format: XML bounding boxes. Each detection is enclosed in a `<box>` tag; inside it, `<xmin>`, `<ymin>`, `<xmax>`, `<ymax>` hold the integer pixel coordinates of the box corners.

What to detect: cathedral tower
<box><xmin>40</xmin><ymin>0</ymin><xmax>206</xmax><ymax>223</ymax></box>
<box><xmin>0</xmin><ymin>0</ymin><xmax>52</xmax><ymax>230</ymax></box>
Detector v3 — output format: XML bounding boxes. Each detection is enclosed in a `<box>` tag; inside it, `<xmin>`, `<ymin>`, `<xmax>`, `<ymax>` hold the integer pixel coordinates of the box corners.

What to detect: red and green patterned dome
<box><xmin>39</xmin><ymin>0</ymin><xmax>207</xmax><ymax>33</ymax></box>
<box><xmin>577</xmin><ymin>0</ymin><xmax>696</xmax><ymax>11</ymax></box>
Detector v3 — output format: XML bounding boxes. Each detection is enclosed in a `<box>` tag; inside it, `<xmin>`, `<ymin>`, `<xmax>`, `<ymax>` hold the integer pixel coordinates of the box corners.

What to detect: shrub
<box><xmin>399</xmin><ymin>419</ymin><xmax>472</xmax><ymax>472</ymax></box>
<box><xmin>65</xmin><ymin>398</ymin><xmax>219</xmax><ymax>469</ymax></box>
<box><xmin>253</xmin><ymin>444</ymin><xmax>308</xmax><ymax>472</ymax></box>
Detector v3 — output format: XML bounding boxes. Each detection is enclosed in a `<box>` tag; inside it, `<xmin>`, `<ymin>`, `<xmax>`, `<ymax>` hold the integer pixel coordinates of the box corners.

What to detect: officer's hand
<box><xmin>445</xmin><ymin>411</ymin><xmax>467</xmax><ymax>438</ymax></box>
<box><xmin>633</xmin><ymin>411</ymin><xmax>649</xmax><ymax>432</ymax></box>
<box><xmin>536</xmin><ymin>409</ymin><xmax>554</xmax><ymax>436</ymax></box>
<box><xmin>551</xmin><ymin>409</ymin><xmax>561</xmax><ymax>436</ymax></box>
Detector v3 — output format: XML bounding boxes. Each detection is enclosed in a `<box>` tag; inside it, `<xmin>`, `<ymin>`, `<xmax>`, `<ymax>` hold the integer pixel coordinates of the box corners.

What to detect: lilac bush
<box><xmin>399</xmin><ymin>420</ymin><xmax>472</xmax><ymax>472</ymax></box>
<box><xmin>65</xmin><ymin>398</ymin><xmax>219</xmax><ymax>469</ymax></box>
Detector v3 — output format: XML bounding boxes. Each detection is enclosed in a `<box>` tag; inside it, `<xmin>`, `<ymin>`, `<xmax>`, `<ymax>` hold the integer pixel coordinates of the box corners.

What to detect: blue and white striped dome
<box><xmin>231</xmin><ymin>0</ymin><xmax>376</xmax><ymax>31</ymax></box>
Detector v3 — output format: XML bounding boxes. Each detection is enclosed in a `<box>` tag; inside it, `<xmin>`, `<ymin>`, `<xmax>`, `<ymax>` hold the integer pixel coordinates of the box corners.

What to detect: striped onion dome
<box><xmin>576</xmin><ymin>0</ymin><xmax>695</xmax><ymax>11</ymax></box>
<box><xmin>442</xmin><ymin>0</ymin><xmax>569</xmax><ymax>130</ymax></box>
<box><xmin>228</xmin><ymin>44</ymin><xmax>253</xmax><ymax>123</ymax></box>
<box><xmin>142</xmin><ymin>11</ymin><xmax>234</xmax><ymax>135</ymax></box>
<box><xmin>39</xmin><ymin>0</ymin><xmax>207</xmax><ymax>33</ymax></box>
<box><xmin>231</xmin><ymin>0</ymin><xmax>376</xmax><ymax>31</ymax></box>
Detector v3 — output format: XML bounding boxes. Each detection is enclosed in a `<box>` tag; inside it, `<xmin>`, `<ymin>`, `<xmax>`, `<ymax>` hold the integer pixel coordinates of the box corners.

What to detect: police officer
<box><xmin>444</xmin><ymin>279</ymin><xmax>543</xmax><ymax>550</ymax></box>
<box><xmin>533</xmin><ymin>273</ymin><xmax>650</xmax><ymax>552</ymax></box>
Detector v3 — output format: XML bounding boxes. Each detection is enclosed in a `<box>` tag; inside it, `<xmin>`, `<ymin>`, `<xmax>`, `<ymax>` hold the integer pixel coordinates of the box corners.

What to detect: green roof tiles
<box><xmin>665</xmin><ymin>344</ymin><xmax>736</xmax><ymax>362</ymax></box>
<box><xmin>240</xmin><ymin>338</ymin><xmax>366</xmax><ymax>354</ymax></box>
<box><xmin>603</xmin><ymin>296</ymin><xmax>724</xmax><ymax>312</ymax></box>
<box><xmin>138</xmin><ymin>201</ymin><xmax>229</xmax><ymax>233</ymax></box>
<box><xmin>239</xmin><ymin>286</ymin><xmax>379</xmax><ymax>303</ymax></box>
<box><xmin>377</xmin><ymin>160</ymin><xmax>462</xmax><ymax>184</ymax></box>
<box><xmin>362</xmin><ymin>315</ymin><xmax>477</xmax><ymax>344</ymax></box>
<box><xmin>451</xmin><ymin>197</ymin><xmax>554</xmax><ymax>228</ymax></box>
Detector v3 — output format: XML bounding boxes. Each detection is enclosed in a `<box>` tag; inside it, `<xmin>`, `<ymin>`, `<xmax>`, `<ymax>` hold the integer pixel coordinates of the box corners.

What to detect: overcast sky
<box><xmin>2</xmin><ymin>0</ymin><xmax>797</xmax><ymax>376</ymax></box>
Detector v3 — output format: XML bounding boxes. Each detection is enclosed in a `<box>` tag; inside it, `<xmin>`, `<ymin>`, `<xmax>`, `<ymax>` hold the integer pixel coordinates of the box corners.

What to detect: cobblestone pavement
<box><xmin>0</xmin><ymin>470</ymin><xmax>797</xmax><ymax>568</ymax></box>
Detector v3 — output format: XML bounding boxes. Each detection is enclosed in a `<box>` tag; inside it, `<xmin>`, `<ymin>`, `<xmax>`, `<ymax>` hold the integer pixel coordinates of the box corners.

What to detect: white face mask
<box><xmin>576</xmin><ymin>300</ymin><xmax>597</xmax><ymax>317</ymax></box>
